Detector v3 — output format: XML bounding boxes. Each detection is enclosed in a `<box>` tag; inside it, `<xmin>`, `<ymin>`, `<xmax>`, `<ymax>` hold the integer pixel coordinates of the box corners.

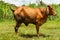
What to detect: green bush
<box><xmin>0</xmin><ymin>9</ymin><xmax>3</xmax><ymax>20</ymax></box>
<box><xmin>0</xmin><ymin>1</ymin><xmax>14</xmax><ymax>20</ymax></box>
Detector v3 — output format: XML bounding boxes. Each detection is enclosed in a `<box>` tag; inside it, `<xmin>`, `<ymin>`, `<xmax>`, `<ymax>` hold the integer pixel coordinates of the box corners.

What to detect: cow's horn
<box><xmin>46</xmin><ymin>7</ymin><xmax>49</xmax><ymax>15</ymax></box>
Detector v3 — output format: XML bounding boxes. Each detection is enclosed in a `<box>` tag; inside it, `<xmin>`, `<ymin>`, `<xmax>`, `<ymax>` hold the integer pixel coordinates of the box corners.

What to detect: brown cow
<box><xmin>11</xmin><ymin>5</ymin><xmax>56</xmax><ymax>37</ymax></box>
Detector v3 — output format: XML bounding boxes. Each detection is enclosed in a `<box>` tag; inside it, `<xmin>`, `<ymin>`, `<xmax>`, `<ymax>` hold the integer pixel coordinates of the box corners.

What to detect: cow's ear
<box><xmin>46</xmin><ymin>7</ymin><xmax>49</xmax><ymax>15</ymax></box>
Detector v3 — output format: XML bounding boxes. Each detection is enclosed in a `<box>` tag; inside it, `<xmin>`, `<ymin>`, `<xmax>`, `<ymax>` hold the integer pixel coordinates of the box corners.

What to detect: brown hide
<box><xmin>11</xmin><ymin>5</ymin><xmax>56</xmax><ymax>37</ymax></box>
<box><xmin>14</xmin><ymin>6</ymin><xmax>44</xmax><ymax>25</ymax></box>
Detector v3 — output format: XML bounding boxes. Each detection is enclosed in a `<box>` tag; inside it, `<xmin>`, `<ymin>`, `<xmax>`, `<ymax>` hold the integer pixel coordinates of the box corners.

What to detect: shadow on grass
<box><xmin>19</xmin><ymin>33</ymin><xmax>50</xmax><ymax>38</ymax></box>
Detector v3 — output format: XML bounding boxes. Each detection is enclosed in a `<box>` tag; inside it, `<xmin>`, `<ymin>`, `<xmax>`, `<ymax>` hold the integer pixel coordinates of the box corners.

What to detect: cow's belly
<box><xmin>22</xmin><ymin>18</ymin><xmax>36</xmax><ymax>26</ymax></box>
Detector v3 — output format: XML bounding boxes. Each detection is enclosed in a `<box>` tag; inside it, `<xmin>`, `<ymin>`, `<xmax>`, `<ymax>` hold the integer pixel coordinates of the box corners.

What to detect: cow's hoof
<box><xmin>15</xmin><ymin>31</ymin><xmax>18</xmax><ymax>34</ymax></box>
<box><xmin>37</xmin><ymin>34</ymin><xmax>40</xmax><ymax>38</ymax></box>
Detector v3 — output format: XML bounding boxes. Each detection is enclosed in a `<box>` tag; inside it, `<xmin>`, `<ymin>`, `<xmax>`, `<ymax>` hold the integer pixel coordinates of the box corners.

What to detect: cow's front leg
<box><xmin>36</xmin><ymin>25</ymin><xmax>40</xmax><ymax>37</ymax></box>
<box><xmin>15</xmin><ymin>22</ymin><xmax>21</xmax><ymax>34</ymax></box>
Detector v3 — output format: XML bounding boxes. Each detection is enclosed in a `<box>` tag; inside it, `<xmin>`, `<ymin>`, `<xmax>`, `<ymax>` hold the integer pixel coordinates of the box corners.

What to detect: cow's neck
<box><xmin>42</xmin><ymin>8</ymin><xmax>49</xmax><ymax>19</ymax></box>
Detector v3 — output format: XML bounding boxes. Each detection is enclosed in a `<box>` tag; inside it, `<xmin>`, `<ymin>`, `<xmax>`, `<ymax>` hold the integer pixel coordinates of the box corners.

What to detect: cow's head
<box><xmin>46</xmin><ymin>5</ymin><xmax>56</xmax><ymax>16</ymax></box>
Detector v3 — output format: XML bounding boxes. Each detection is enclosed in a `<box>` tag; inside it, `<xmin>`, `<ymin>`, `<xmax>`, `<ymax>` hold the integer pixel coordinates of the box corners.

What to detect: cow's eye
<box><xmin>51</xmin><ymin>8</ymin><xmax>53</xmax><ymax>10</ymax></box>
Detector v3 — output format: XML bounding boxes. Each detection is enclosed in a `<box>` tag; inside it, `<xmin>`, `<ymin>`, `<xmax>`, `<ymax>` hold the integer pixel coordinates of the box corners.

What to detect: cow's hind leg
<box><xmin>15</xmin><ymin>22</ymin><xmax>21</xmax><ymax>34</ymax></box>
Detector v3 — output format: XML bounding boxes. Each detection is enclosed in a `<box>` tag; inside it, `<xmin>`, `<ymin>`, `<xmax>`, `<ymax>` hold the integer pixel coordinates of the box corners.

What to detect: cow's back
<box><xmin>14</xmin><ymin>6</ymin><xmax>44</xmax><ymax>25</ymax></box>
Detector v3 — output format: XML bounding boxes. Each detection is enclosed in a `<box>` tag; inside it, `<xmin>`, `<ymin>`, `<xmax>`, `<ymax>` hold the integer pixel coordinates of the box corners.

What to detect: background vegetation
<box><xmin>0</xmin><ymin>1</ymin><xmax>60</xmax><ymax>21</ymax></box>
<box><xmin>0</xmin><ymin>1</ymin><xmax>60</xmax><ymax>40</ymax></box>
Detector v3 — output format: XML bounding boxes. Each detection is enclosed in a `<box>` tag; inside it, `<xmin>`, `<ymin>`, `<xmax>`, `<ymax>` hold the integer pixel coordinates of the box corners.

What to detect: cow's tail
<box><xmin>10</xmin><ymin>6</ymin><xmax>15</xmax><ymax>12</ymax></box>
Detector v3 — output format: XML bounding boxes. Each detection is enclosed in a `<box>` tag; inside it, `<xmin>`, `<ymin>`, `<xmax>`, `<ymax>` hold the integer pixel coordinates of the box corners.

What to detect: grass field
<box><xmin>0</xmin><ymin>20</ymin><xmax>60</xmax><ymax>40</ymax></box>
<box><xmin>0</xmin><ymin>1</ymin><xmax>60</xmax><ymax>40</ymax></box>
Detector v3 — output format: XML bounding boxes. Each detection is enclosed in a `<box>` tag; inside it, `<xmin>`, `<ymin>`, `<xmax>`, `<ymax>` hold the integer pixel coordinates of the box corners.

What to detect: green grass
<box><xmin>0</xmin><ymin>20</ymin><xmax>60</xmax><ymax>40</ymax></box>
<box><xmin>0</xmin><ymin>1</ymin><xmax>60</xmax><ymax>40</ymax></box>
